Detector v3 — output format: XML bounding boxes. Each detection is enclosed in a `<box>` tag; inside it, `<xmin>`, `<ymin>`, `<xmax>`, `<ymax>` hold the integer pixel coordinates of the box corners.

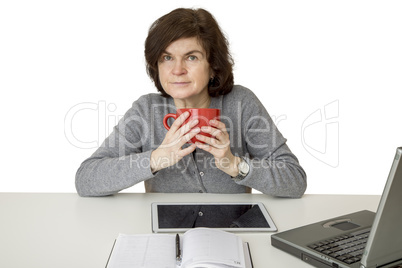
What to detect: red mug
<box><xmin>163</xmin><ymin>108</ymin><xmax>221</xmax><ymax>144</ymax></box>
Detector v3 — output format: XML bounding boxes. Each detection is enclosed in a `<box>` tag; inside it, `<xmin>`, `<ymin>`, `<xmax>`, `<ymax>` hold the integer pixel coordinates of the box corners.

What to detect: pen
<box><xmin>176</xmin><ymin>233</ymin><xmax>181</xmax><ymax>264</ymax></box>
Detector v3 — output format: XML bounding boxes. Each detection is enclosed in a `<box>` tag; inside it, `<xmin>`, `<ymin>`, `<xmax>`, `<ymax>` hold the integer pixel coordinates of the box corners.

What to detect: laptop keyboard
<box><xmin>308</xmin><ymin>228</ymin><xmax>371</xmax><ymax>265</ymax></box>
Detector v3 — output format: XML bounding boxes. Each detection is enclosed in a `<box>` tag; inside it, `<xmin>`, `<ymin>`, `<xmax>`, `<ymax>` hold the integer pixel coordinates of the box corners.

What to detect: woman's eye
<box><xmin>163</xmin><ymin>55</ymin><xmax>172</xmax><ymax>61</ymax></box>
<box><xmin>188</xmin><ymin>55</ymin><xmax>197</xmax><ymax>61</ymax></box>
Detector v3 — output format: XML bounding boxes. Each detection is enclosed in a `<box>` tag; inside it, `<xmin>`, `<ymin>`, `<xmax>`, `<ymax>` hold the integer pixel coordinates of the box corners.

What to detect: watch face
<box><xmin>239</xmin><ymin>159</ymin><xmax>250</xmax><ymax>175</ymax></box>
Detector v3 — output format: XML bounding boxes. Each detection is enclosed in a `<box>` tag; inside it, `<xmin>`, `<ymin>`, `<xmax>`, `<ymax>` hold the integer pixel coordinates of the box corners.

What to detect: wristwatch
<box><xmin>234</xmin><ymin>157</ymin><xmax>250</xmax><ymax>180</ymax></box>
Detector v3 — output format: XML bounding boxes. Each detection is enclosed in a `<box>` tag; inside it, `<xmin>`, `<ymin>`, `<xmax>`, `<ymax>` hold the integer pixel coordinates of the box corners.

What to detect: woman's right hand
<box><xmin>150</xmin><ymin>111</ymin><xmax>200</xmax><ymax>173</ymax></box>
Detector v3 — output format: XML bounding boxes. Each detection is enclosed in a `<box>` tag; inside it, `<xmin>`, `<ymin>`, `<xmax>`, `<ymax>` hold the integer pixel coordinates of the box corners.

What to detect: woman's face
<box><xmin>158</xmin><ymin>37</ymin><xmax>212</xmax><ymax>103</ymax></box>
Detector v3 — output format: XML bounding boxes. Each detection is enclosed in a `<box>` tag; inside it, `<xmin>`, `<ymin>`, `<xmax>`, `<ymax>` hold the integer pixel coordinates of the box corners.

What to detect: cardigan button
<box><xmin>199</xmin><ymin>171</ymin><xmax>205</xmax><ymax>176</ymax></box>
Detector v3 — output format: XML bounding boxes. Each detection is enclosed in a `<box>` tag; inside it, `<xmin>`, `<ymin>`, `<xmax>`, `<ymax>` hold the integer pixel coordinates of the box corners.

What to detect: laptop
<box><xmin>271</xmin><ymin>147</ymin><xmax>402</xmax><ymax>268</ymax></box>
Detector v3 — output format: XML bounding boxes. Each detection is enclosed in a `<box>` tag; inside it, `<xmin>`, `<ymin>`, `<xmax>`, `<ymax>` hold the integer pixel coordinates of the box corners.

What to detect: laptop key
<box><xmin>345</xmin><ymin>258</ymin><xmax>356</xmax><ymax>264</ymax></box>
<box><xmin>329</xmin><ymin>252</ymin><xmax>341</xmax><ymax>258</ymax></box>
<box><xmin>336</xmin><ymin>255</ymin><xmax>348</xmax><ymax>261</ymax></box>
<box><xmin>351</xmin><ymin>257</ymin><xmax>361</xmax><ymax>262</ymax></box>
<box><xmin>331</xmin><ymin>246</ymin><xmax>342</xmax><ymax>252</ymax></box>
<box><xmin>344</xmin><ymin>257</ymin><xmax>361</xmax><ymax>264</ymax></box>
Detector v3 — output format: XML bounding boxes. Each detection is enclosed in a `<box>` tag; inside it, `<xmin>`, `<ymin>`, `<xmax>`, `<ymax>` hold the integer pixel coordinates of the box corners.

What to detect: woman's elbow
<box><xmin>75</xmin><ymin>164</ymin><xmax>96</xmax><ymax>197</ymax></box>
<box><xmin>290</xmin><ymin>168</ymin><xmax>307</xmax><ymax>198</ymax></box>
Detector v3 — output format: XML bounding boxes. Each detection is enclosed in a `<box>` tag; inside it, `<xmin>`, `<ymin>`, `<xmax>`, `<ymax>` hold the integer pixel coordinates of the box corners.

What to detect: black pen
<box><xmin>176</xmin><ymin>233</ymin><xmax>181</xmax><ymax>264</ymax></box>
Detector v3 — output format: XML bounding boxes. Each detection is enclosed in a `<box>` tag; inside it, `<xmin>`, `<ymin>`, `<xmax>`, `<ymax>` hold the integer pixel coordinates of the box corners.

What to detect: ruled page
<box><xmin>106</xmin><ymin>234</ymin><xmax>176</xmax><ymax>268</ymax></box>
<box><xmin>181</xmin><ymin>228</ymin><xmax>245</xmax><ymax>268</ymax></box>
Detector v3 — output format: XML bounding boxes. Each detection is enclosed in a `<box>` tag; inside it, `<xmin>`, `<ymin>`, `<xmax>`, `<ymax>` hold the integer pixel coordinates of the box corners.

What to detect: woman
<box><xmin>75</xmin><ymin>8</ymin><xmax>307</xmax><ymax>198</ymax></box>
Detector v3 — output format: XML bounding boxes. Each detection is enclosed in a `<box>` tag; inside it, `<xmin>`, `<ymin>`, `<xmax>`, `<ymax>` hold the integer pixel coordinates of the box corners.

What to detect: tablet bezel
<box><xmin>151</xmin><ymin>202</ymin><xmax>277</xmax><ymax>233</ymax></box>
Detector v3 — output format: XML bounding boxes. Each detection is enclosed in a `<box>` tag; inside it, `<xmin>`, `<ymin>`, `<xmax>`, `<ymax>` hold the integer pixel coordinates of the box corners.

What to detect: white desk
<box><xmin>0</xmin><ymin>193</ymin><xmax>380</xmax><ymax>268</ymax></box>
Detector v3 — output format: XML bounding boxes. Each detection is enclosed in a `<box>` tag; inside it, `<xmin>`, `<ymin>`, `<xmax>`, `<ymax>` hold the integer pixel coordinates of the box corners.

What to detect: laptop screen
<box><xmin>361</xmin><ymin>147</ymin><xmax>402</xmax><ymax>267</ymax></box>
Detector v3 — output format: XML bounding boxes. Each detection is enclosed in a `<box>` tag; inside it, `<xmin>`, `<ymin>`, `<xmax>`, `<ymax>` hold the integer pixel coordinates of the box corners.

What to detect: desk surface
<box><xmin>0</xmin><ymin>193</ymin><xmax>380</xmax><ymax>268</ymax></box>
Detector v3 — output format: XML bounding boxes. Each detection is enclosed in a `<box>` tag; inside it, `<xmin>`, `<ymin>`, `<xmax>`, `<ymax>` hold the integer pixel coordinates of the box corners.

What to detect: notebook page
<box><xmin>181</xmin><ymin>228</ymin><xmax>245</xmax><ymax>268</ymax></box>
<box><xmin>107</xmin><ymin>234</ymin><xmax>176</xmax><ymax>268</ymax></box>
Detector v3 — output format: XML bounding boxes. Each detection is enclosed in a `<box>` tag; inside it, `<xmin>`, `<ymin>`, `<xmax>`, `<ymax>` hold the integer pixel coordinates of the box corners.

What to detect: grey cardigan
<box><xmin>75</xmin><ymin>85</ymin><xmax>307</xmax><ymax>197</ymax></box>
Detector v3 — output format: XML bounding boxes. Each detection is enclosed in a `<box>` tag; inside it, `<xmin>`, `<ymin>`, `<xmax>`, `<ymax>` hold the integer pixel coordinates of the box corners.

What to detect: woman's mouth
<box><xmin>171</xmin><ymin>82</ymin><xmax>191</xmax><ymax>86</ymax></box>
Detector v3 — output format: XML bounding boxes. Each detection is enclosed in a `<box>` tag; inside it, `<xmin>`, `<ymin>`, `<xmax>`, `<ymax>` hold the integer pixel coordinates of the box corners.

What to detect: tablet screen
<box><xmin>151</xmin><ymin>202</ymin><xmax>277</xmax><ymax>233</ymax></box>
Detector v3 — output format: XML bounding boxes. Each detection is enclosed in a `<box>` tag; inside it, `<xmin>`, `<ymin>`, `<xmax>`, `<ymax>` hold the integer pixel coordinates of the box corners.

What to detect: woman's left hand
<box><xmin>195</xmin><ymin>120</ymin><xmax>240</xmax><ymax>177</ymax></box>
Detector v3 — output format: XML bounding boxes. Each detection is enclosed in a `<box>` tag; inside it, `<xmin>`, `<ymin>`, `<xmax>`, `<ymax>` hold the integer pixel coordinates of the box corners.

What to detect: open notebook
<box><xmin>106</xmin><ymin>228</ymin><xmax>253</xmax><ymax>268</ymax></box>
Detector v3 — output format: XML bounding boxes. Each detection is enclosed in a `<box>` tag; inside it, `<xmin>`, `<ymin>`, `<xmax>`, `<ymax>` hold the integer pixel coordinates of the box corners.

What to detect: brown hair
<box><xmin>144</xmin><ymin>8</ymin><xmax>234</xmax><ymax>97</ymax></box>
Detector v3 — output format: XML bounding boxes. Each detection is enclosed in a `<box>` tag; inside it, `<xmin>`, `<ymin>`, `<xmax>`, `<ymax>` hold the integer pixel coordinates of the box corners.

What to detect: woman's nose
<box><xmin>172</xmin><ymin>60</ymin><xmax>187</xmax><ymax>75</ymax></box>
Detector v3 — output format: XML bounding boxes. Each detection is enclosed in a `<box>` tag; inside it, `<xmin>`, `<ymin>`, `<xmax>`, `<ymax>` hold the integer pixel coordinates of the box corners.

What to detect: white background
<box><xmin>1</xmin><ymin>0</ymin><xmax>401</xmax><ymax>195</ymax></box>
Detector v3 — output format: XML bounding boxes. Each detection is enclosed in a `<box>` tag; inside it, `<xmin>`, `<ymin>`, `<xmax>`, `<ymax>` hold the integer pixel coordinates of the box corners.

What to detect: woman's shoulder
<box><xmin>221</xmin><ymin>85</ymin><xmax>268</xmax><ymax>116</ymax></box>
<box><xmin>125</xmin><ymin>93</ymin><xmax>171</xmax><ymax>117</ymax></box>
<box><xmin>224</xmin><ymin>85</ymin><xmax>260</xmax><ymax>103</ymax></box>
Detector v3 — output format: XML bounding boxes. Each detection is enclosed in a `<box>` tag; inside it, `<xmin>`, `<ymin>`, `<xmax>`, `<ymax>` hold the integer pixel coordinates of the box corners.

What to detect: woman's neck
<box><xmin>173</xmin><ymin>92</ymin><xmax>211</xmax><ymax>109</ymax></box>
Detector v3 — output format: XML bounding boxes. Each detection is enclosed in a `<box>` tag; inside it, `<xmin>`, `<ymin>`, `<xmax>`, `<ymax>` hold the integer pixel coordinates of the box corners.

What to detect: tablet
<box><xmin>151</xmin><ymin>202</ymin><xmax>277</xmax><ymax>233</ymax></box>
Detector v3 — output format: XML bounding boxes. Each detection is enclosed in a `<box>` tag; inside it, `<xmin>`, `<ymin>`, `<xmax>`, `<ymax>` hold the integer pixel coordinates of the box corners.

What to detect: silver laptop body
<box><xmin>271</xmin><ymin>147</ymin><xmax>402</xmax><ymax>268</ymax></box>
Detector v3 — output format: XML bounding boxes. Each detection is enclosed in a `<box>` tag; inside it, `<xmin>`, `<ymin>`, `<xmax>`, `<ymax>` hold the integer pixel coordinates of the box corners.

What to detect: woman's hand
<box><xmin>195</xmin><ymin>120</ymin><xmax>241</xmax><ymax>177</ymax></box>
<box><xmin>150</xmin><ymin>111</ymin><xmax>200</xmax><ymax>173</ymax></box>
